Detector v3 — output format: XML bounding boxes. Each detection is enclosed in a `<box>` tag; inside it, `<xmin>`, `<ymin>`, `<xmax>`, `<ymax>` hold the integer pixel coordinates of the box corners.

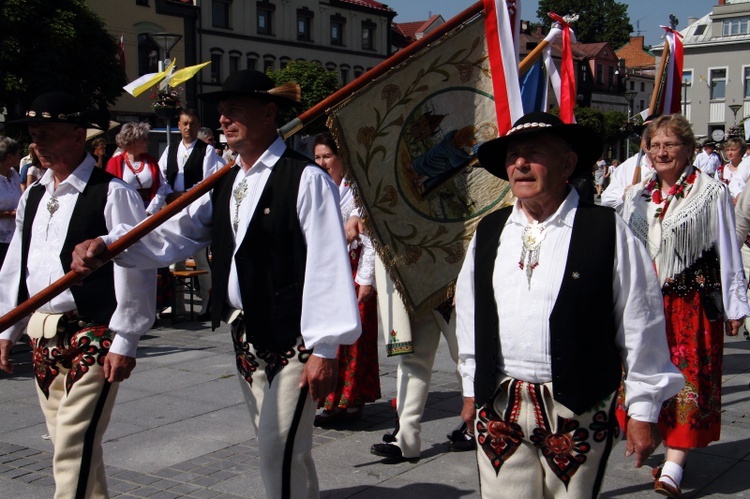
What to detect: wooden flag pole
<box><xmin>649</xmin><ymin>42</ymin><xmax>671</xmax><ymax>116</ymax></box>
<box><xmin>631</xmin><ymin>38</ymin><xmax>671</xmax><ymax>185</ymax></box>
<box><xmin>518</xmin><ymin>39</ymin><xmax>551</xmax><ymax>76</ymax></box>
<box><xmin>0</xmin><ymin>162</ymin><xmax>235</xmax><ymax>332</ymax></box>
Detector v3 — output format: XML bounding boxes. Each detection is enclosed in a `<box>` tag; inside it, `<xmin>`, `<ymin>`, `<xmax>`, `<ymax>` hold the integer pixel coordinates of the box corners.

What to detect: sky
<box><xmin>386</xmin><ymin>0</ymin><xmax>716</xmax><ymax>47</ymax></box>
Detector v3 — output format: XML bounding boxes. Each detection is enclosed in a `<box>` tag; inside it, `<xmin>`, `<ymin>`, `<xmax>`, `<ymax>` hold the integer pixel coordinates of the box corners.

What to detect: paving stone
<box><xmin>110</xmin><ymin>480</ymin><xmax>142</xmax><ymax>493</ymax></box>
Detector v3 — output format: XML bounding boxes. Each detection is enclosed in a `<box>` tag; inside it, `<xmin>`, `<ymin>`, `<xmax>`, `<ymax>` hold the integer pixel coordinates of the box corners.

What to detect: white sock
<box><xmin>660</xmin><ymin>461</ymin><xmax>684</xmax><ymax>488</ymax></box>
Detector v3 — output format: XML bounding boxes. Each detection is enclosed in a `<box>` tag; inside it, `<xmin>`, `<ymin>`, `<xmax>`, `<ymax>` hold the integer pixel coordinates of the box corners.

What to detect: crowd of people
<box><xmin>0</xmin><ymin>73</ymin><xmax>748</xmax><ymax>498</ymax></box>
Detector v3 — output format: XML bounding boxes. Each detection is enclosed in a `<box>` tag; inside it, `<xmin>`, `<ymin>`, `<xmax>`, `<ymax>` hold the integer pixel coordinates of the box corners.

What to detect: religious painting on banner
<box><xmin>327</xmin><ymin>14</ymin><xmax>514</xmax><ymax>316</ymax></box>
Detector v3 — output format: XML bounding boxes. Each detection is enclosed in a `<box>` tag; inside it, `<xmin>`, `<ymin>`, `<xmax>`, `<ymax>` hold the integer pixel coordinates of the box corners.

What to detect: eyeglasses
<box><xmin>648</xmin><ymin>142</ymin><xmax>684</xmax><ymax>154</ymax></box>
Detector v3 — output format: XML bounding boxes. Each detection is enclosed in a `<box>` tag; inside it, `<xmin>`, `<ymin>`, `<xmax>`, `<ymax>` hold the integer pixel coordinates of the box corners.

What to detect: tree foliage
<box><xmin>0</xmin><ymin>0</ymin><xmax>126</xmax><ymax>120</ymax></box>
<box><xmin>537</xmin><ymin>0</ymin><xmax>633</xmax><ymax>49</ymax></box>
<box><xmin>602</xmin><ymin>110</ymin><xmax>628</xmax><ymax>145</ymax></box>
<box><xmin>267</xmin><ymin>61</ymin><xmax>339</xmax><ymax>111</ymax></box>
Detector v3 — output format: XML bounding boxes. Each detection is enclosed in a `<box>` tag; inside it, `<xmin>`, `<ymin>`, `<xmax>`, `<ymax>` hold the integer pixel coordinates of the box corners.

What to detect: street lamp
<box><xmin>147</xmin><ymin>32</ymin><xmax>182</xmax><ymax>71</ymax></box>
<box><xmin>624</xmin><ymin>90</ymin><xmax>638</xmax><ymax>157</ymax></box>
<box><xmin>729</xmin><ymin>104</ymin><xmax>742</xmax><ymax>126</ymax></box>
<box><xmin>146</xmin><ymin>32</ymin><xmax>182</xmax><ymax>154</ymax></box>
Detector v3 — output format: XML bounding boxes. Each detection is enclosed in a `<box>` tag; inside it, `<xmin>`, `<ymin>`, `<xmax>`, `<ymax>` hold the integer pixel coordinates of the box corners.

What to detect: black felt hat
<box><xmin>197</xmin><ymin>70</ymin><xmax>301</xmax><ymax>108</ymax></box>
<box><xmin>476</xmin><ymin>112</ymin><xmax>603</xmax><ymax>180</ymax></box>
<box><xmin>632</xmin><ymin>113</ymin><xmax>660</xmax><ymax>137</ymax></box>
<box><xmin>10</xmin><ymin>92</ymin><xmax>106</xmax><ymax>129</ymax></box>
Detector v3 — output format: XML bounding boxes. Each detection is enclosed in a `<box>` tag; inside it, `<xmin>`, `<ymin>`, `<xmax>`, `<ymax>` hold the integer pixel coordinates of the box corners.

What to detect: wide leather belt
<box><xmin>27</xmin><ymin>310</ymin><xmax>90</xmax><ymax>339</ymax></box>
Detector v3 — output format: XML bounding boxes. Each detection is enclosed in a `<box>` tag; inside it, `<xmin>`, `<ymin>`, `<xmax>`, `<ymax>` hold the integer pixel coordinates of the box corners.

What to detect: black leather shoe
<box><xmin>370</xmin><ymin>443</ymin><xmax>417</xmax><ymax>463</ymax></box>
<box><xmin>447</xmin><ymin>424</ymin><xmax>477</xmax><ymax>452</ymax></box>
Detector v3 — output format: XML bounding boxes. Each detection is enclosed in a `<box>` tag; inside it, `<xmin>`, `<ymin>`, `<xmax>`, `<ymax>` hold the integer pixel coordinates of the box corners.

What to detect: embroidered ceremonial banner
<box><xmin>327</xmin><ymin>15</ymin><xmax>514</xmax><ymax>315</ymax></box>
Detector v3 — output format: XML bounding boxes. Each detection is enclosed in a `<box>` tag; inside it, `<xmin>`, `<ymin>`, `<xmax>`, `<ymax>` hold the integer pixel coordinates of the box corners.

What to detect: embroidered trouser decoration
<box><xmin>475</xmin><ymin>379</ymin><xmax>618</xmax><ymax>498</ymax></box>
<box><xmin>31</xmin><ymin>326</ymin><xmax>119</xmax><ymax>499</ymax></box>
<box><xmin>231</xmin><ymin>317</ymin><xmax>311</xmax><ymax>386</ymax></box>
<box><xmin>31</xmin><ymin>325</ymin><xmax>113</xmax><ymax>399</ymax></box>
<box><xmin>476</xmin><ymin>380</ymin><xmax>525</xmax><ymax>474</ymax></box>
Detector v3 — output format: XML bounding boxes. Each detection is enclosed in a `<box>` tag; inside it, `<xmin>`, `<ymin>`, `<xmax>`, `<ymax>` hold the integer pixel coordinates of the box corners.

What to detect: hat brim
<box><xmin>6</xmin><ymin>116</ymin><xmax>100</xmax><ymax>128</ymax></box>
<box><xmin>197</xmin><ymin>90</ymin><xmax>301</xmax><ymax>108</ymax></box>
<box><xmin>477</xmin><ymin>124</ymin><xmax>603</xmax><ymax>180</ymax></box>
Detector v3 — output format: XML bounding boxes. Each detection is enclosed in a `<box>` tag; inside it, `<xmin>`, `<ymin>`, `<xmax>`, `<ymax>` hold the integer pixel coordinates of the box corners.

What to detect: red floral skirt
<box><xmin>616</xmin><ymin>289</ymin><xmax>723</xmax><ymax>448</ymax></box>
<box><xmin>658</xmin><ymin>289</ymin><xmax>723</xmax><ymax>448</ymax></box>
<box><xmin>322</xmin><ymin>247</ymin><xmax>381</xmax><ymax>410</ymax></box>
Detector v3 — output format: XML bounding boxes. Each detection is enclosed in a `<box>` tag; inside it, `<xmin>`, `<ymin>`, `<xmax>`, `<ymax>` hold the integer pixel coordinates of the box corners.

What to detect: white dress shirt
<box><xmin>456</xmin><ymin>189</ymin><xmax>684</xmax><ymax>422</ymax></box>
<box><xmin>728</xmin><ymin>155</ymin><xmax>750</xmax><ymax>198</ymax></box>
<box><xmin>158</xmin><ymin>139</ymin><xmax>221</xmax><ymax>192</ymax></box>
<box><xmin>694</xmin><ymin>150</ymin><xmax>722</xmax><ymax>177</ymax></box>
<box><xmin>104</xmin><ymin>137</ymin><xmax>361</xmax><ymax>359</ymax></box>
<box><xmin>0</xmin><ymin>155</ymin><xmax>156</xmax><ymax>357</ymax></box>
<box><xmin>339</xmin><ymin>179</ymin><xmax>375</xmax><ymax>287</ymax></box>
<box><xmin>120</xmin><ymin>160</ymin><xmax>172</xmax><ymax>215</ymax></box>
<box><xmin>0</xmin><ymin>168</ymin><xmax>22</xmax><ymax>243</ymax></box>
<box><xmin>601</xmin><ymin>150</ymin><xmax>653</xmax><ymax>212</ymax></box>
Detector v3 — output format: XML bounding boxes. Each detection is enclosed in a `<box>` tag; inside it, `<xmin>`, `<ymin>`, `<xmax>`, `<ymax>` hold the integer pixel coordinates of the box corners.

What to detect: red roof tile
<box><xmin>339</xmin><ymin>0</ymin><xmax>395</xmax><ymax>13</ymax></box>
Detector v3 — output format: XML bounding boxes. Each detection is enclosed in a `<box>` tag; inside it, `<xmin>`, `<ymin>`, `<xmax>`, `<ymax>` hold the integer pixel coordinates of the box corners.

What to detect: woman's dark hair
<box><xmin>0</xmin><ymin>136</ymin><xmax>20</xmax><ymax>162</ymax></box>
<box><xmin>313</xmin><ymin>132</ymin><xmax>337</xmax><ymax>156</ymax></box>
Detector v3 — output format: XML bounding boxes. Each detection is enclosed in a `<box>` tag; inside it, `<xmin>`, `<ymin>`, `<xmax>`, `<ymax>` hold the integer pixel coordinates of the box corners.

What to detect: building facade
<box><xmin>196</xmin><ymin>0</ymin><xmax>395</xmax><ymax>125</ymax></box>
<box><xmin>87</xmin><ymin>0</ymin><xmax>396</xmax><ymax>133</ymax></box>
<box><xmin>656</xmin><ymin>0</ymin><xmax>750</xmax><ymax>139</ymax></box>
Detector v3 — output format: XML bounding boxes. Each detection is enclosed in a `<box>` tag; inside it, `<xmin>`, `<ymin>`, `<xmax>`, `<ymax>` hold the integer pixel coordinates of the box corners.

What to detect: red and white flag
<box><xmin>659</xmin><ymin>25</ymin><xmax>684</xmax><ymax>115</ymax></box>
<box><xmin>483</xmin><ymin>0</ymin><xmax>524</xmax><ymax>134</ymax></box>
<box><xmin>547</xmin><ymin>13</ymin><xmax>576</xmax><ymax>123</ymax></box>
<box><xmin>118</xmin><ymin>34</ymin><xmax>126</xmax><ymax>72</ymax></box>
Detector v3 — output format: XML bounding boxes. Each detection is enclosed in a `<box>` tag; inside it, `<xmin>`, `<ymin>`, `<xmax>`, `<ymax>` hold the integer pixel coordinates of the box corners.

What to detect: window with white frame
<box><xmin>340</xmin><ymin>64</ymin><xmax>350</xmax><ymax>85</ymax></box>
<box><xmin>744</xmin><ymin>66</ymin><xmax>750</xmax><ymax>99</ymax></box>
<box><xmin>709</xmin><ymin>68</ymin><xmax>727</xmax><ymax>100</ymax></box>
<box><xmin>723</xmin><ymin>16</ymin><xmax>750</xmax><ymax>36</ymax></box>
<box><xmin>331</xmin><ymin>14</ymin><xmax>346</xmax><ymax>46</ymax></box>
<box><xmin>257</xmin><ymin>2</ymin><xmax>274</xmax><ymax>35</ymax></box>
<box><xmin>137</xmin><ymin>33</ymin><xmax>160</xmax><ymax>76</ymax></box>
<box><xmin>246</xmin><ymin>53</ymin><xmax>258</xmax><ymax>71</ymax></box>
<box><xmin>212</xmin><ymin>0</ymin><xmax>231</xmax><ymax>29</ymax></box>
<box><xmin>361</xmin><ymin>20</ymin><xmax>375</xmax><ymax>50</ymax></box>
<box><xmin>297</xmin><ymin>8</ymin><xmax>313</xmax><ymax>41</ymax></box>
<box><xmin>682</xmin><ymin>69</ymin><xmax>693</xmax><ymax>102</ymax></box>
<box><xmin>229</xmin><ymin>52</ymin><xmax>240</xmax><ymax>74</ymax></box>
<box><xmin>210</xmin><ymin>50</ymin><xmax>223</xmax><ymax>83</ymax></box>
<box><xmin>263</xmin><ymin>56</ymin><xmax>275</xmax><ymax>72</ymax></box>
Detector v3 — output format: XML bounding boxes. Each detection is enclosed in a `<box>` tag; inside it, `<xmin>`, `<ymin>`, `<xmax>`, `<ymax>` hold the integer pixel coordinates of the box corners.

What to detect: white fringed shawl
<box><xmin>623</xmin><ymin>168</ymin><xmax>724</xmax><ymax>287</ymax></box>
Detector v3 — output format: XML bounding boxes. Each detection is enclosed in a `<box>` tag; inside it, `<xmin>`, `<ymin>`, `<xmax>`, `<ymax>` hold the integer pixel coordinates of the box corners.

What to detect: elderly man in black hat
<box><xmin>72</xmin><ymin>70</ymin><xmax>361</xmax><ymax>498</ymax></box>
<box><xmin>0</xmin><ymin>92</ymin><xmax>156</xmax><ymax>498</ymax></box>
<box><xmin>454</xmin><ymin>112</ymin><xmax>684</xmax><ymax>498</ymax></box>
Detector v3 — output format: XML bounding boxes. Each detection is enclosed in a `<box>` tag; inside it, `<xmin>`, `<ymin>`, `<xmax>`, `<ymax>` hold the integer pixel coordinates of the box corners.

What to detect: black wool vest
<box><xmin>473</xmin><ymin>202</ymin><xmax>621</xmax><ymax>415</ymax></box>
<box><xmin>167</xmin><ymin>139</ymin><xmax>208</xmax><ymax>190</ymax></box>
<box><xmin>210</xmin><ymin>149</ymin><xmax>312</xmax><ymax>352</ymax></box>
<box><xmin>20</xmin><ymin>167</ymin><xmax>117</xmax><ymax>325</ymax></box>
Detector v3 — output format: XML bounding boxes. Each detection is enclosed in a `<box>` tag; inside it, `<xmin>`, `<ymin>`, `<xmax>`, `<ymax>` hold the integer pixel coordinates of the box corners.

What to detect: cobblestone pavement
<box><xmin>2</xmin><ymin>318</ymin><xmax>750</xmax><ymax>498</ymax></box>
